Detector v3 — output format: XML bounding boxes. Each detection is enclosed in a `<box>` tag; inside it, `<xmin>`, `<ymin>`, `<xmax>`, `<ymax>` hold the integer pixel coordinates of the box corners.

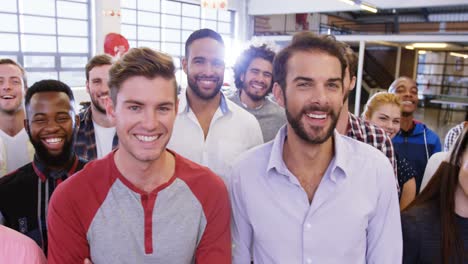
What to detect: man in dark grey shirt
<box><xmin>228</xmin><ymin>44</ymin><xmax>286</xmax><ymax>142</ymax></box>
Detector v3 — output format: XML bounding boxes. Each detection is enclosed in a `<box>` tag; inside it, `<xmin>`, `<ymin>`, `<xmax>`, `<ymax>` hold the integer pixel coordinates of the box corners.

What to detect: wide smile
<box><xmin>135</xmin><ymin>134</ymin><xmax>162</xmax><ymax>143</ymax></box>
<box><xmin>196</xmin><ymin>77</ymin><xmax>219</xmax><ymax>89</ymax></box>
<box><xmin>1</xmin><ymin>95</ymin><xmax>16</xmax><ymax>100</ymax></box>
<box><xmin>41</xmin><ymin>137</ymin><xmax>65</xmax><ymax>152</ymax></box>
<box><xmin>304</xmin><ymin>111</ymin><xmax>328</xmax><ymax>126</ymax></box>
<box><xmin>401</xmin><ymin>100</ymin><xmax>415</xmax><ymax>106</ymax></box>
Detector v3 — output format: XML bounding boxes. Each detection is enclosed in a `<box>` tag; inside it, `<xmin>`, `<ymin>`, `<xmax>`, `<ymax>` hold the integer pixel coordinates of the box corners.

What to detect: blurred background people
<box><xmin>363</xmin><ymin>92</ymin><xmax>417</xmax><ymax>209</ymax></box>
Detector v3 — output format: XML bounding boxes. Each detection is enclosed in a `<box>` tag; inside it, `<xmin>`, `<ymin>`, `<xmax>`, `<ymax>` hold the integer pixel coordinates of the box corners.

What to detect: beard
<box><xmin>187</xmin><ymin>74</ymin><xmax>223</xmax><ymax>100</ymax></box>
<box><xmin>90</xmin><ymin>95</ymin><xmax>107</xmax><ymax>114</ymax></box>
<box><xmin>285</xmin><ymin>98</ymin><xmax>340</xmax><ymax>144</ymax></box>
<box><xmin>30</xmin><ymin>130</ymin><xmax>77</xmax><ymax>167</ymax></box>
<box><xmin>242</xmin><ymin>81</ymin><xmax>271</xmax><ymax>102</ymax></box>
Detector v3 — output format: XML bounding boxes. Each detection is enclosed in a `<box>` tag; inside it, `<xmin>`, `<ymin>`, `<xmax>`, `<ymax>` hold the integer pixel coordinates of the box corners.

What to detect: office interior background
<box><xmin>0</xmin><ymin>0</ymin><xmax>466</xmax><ymax>138</ymax></box>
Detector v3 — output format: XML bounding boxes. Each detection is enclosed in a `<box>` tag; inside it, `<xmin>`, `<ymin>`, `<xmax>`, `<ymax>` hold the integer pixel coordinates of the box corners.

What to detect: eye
<box><xmin>213</xmin><ymin>59</ymin><xmax>224</xmax><ymax>68</ymax></box>
<box><xmin>33</xmin><ymin>119</ymin><xmax>46</xmax><ymax>124</ymax></box>
<box><xmin>264</xmin><ymin>72</ymin><xmax>272</xmax><ymax>78</ymax></box>
<box><xmin>57</xmin><ymin>115</ymin><xmax>71</xmax><ymax>123</ymax></box>
<box><xmin>128</xmin><ymin>105</ymin><xmax>141</xmax><ymax>111</ymax></box>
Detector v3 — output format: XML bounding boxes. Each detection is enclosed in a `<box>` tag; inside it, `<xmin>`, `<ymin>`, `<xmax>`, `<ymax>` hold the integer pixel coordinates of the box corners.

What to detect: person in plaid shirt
<box><xmin>334</xmin><ymin>44</ymin><xmax>397</xmax><ymax>174</ymax></box>
<box><xmin>75</xmin><ymin>55</ymin><xmax>118</xmax><ymax>161</ymax></box>
<box><xmin>444</xmin><ymin>121</ymin><xmax>466</xmax><ymax>152</ymax></box>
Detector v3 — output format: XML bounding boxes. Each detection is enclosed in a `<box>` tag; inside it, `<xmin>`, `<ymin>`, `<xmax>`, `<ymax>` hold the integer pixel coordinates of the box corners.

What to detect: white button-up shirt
<box><xmin>168</xmin><ymin>92</ymin><xmax>263</xmax><ymax>179</ymax></box>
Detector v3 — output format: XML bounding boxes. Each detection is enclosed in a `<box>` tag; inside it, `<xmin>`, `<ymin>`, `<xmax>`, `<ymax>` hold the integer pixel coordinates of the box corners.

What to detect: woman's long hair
<box><xmin>404</xmin><ymin>126</ymin><xmax>468</xmax><ymax>264</ymax></box>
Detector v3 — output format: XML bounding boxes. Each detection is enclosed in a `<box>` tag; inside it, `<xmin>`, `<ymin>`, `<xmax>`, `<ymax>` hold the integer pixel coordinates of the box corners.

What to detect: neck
<box><xmin>91</xmin><ymin>105</ymin><xmax>113</xmax><ymax>128</ymax></box>
<box><xmin>186</xmin><ymin>87</ymin><xmax>221</xmax><ymax>115</ymax></box>
<box><xmin>37</xmin><ymin>153</ymin><xmax>75</xmax><ymax>171</ymax></box>
<box><xmin>336</xmin><ymin>99</ymin><xmax>349</xmax><ymax>135</ymax></box>
<box><xmin>283</xmin><ymin>125</ymin><xmax>334</xmax><ymax>181</ymax></box>
<box><xmin>455</xmin><ymin>186</ymin><xmax>468</xmax><ymax>218</ymax></box>
<box><xmin>0</xmin><ymin>109</ymin><xmax>25</xmax><ymax>136</ymax></box>
<box><xmin>239</xmin><ymin>90</ymin><xmax>265</xmax><ymax>109</ymax></box>
<box><xmin>400</xmin><ymin>115</ymin><xmax>414</xmax><ymax>131</ymax></box>
<box><xmin>114</xmin><ymin>149</ymin><xmax>175</xmax><ymax>193</ymax></box>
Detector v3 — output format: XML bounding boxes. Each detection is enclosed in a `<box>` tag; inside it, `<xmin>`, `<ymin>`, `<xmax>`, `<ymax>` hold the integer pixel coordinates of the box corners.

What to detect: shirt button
<box><xmin>306</xmin><ymin>223</ymin><xmax>312</xmax><ymax>229</ymax></box>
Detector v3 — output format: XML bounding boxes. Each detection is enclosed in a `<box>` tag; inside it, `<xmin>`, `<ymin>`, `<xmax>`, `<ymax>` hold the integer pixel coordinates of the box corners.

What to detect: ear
<box><xmin>182</xmin><ymin>57</ymin><xmax>188</xmax><ymax>75</ymax></box>
<box><xmin>349</xmin><ymin>76</ymin><xmax>357</xmax><ymax>92</ymax></box>
<box><xmin>74</xmin><ymin>115</ymin><xmax>80</xmax><ymax>128</ymax></box>
<box><xmin>85</xmin><ymin>81</ymin><xmax>90</xmax><ymax>94</ymax></box>
<box><xmin>273</xmin><ymin>83</ymin><xmax>285</xmax><ymax>108</ymax></box>
<box><xmin>24</xmin><ymin>119</ymin><xmax>29</xmax><ymax>134</ymax></box>
<box><xmin>106</xmin><ymin>98</ymin><xmax>116</xmax><ymax>124</ymax></box>
<box><xmin>240</xmin><ymin>73</ymin><xmax>245</xmax><ymax>83</ymax></box>
<box><xmin>174</xmin><ymin>98</ymin><xmax>179</xmax><ymax>114</ymax></box>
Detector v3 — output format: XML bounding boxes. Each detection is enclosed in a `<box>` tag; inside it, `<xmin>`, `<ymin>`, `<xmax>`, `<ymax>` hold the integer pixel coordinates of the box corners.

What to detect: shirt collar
<box><xmin>266</xmin><ymin>126</ymin><xmax>349</xmax><ymax>182</ymax></box>
<box><xmin>32</xmin><ymin>154</ymin><xmax>80</xmax><ymax>182</ymax></box>
<box><xmin>178</xmin><ymin>89</ymin><xmax>230</xmax><ymax>115</ymax></box>
<box><xmin>236</xmin><ymin>90</ymin><xmax>265</xmax><ymax>110</ymax></box>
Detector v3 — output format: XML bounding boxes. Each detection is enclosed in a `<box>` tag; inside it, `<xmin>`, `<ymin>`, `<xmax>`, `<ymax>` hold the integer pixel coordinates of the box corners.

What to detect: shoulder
<box><xmin>0</xmin><ymin>225</ymin><xmax>46</xmax><ymax>262</ymax></box>
<box><xmin>226</xmin><ymin>99</ymin><xmax>258</xmax><ymax>123</ymax></box>
<box><xmin>229</xmin><ymin>141</ymin><xmax>274</xmax><ymax>180</ymax></box>
<box><xmin>0</xmin><ymin>163</ymin><xmax>33</xmax><ymax>187</ymax></box>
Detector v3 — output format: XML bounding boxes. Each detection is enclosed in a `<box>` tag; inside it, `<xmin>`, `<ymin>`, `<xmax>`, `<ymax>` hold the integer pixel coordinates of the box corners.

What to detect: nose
<box><xmin>141</xmin><ymin>109</ymin><xmax>158</xmax><ymax>131</ymax></box>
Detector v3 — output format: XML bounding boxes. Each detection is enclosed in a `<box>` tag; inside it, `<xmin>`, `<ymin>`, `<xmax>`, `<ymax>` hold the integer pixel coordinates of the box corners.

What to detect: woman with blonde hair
<box><xmin>363</xmin><ymin>92</ymin><xmax>417</xmax><ymax>209</ymax></box>
<box><xmin>401</xmin><ymin>126</ymin><xmax>468</xmax><ymax>263</ymax></box>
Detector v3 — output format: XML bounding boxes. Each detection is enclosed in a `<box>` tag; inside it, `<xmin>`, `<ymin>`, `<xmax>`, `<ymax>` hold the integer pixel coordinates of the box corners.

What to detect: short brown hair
<box><xmin>343</xmin><ymin>45</ymin><xmax>358</xmax><ymax>78</ymax></box>
<box><xmin>108</xmin><ymin>47</ymin><xmax>176</xmax><ymax>104</ymax></box>
<box><xmin>273</xmin><ymin>32</ymin><xmax>347</xmax><ymax>91</ymax></box>
<box><xmin>85</xmin><ymin>54</ymin><xmax>113</xmax><ymax>81</ymax></box>
<box><xmin>0</xmin><ymin>58</ymin><xmax>28</xmax><ymax>88</ymax></box>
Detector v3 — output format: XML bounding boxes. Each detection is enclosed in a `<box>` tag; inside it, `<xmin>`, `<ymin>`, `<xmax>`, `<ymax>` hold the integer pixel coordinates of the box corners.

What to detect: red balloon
<box><xmin>104</xmin><ymin>33</ymin><xmax>129</xmax><ymax>57</ymax></box>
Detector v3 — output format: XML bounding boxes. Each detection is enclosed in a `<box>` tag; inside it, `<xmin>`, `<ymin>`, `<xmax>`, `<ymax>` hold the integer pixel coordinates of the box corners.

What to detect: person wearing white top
<box><xmin>0</xmin><ymin>59</ymin><xmax>34</xmax><ymax>176</ymax></box>
<box><xmin>168</xmin><ymin>29</ymin><xmax>263</xmax><ymax>179</ymax></box>
<box><xmin>420</xmin><ymin>151</ymin><xmax>448</xmax><ymax>191</ymax></box>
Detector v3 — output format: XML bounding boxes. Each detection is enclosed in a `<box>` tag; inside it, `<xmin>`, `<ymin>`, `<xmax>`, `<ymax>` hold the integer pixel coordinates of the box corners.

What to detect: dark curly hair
<box><xmin>233</xmin><ymin>44</ymin><xmax>275</xmax><ymax>90</ymax></box>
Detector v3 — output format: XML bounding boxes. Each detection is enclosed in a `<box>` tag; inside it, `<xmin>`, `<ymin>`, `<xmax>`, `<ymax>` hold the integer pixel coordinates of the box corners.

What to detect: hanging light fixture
<box><xmin>339</xmin><ymin>0</ymin><xmax>378</xmax><ymax>13</ymax></box>
<box><xmin>201</xmin><ymin>0</ymin><xmax>228</xmax><ymax>10</ymax></box>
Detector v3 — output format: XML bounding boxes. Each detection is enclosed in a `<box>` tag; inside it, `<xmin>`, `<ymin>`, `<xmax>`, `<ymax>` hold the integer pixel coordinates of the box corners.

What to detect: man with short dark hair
<box><xmin>0</xmin><ymin>59</ymin><xmax>34</xmax><ymax>176</ymax></box>
<box><xmin>229</xmin><ymin>32</ymin><xmax>402</xmax><ymax>263</ymax></box>
<box><xmin>168</xmin><ymin>29</ymin><xmax>263</xmax><ymax>179</ymax></box>
<box><xmin>0</xmin><ymin>79</ymin><xmax>87</xmax><ymax>253</ymax></box>
<box><xmin>47</xmin><ymin>47</ymin><xmax>231</xmax><ymax>264</ymax></box>
<box><xmin>229</xmin><ymin>44</ymin><xmax>286</xmax><ymax>142</ymax></box>
<box><xmin>75</xmin><ymin>54</ymin><xmax>118</xmax><ymax>161</ymax></box>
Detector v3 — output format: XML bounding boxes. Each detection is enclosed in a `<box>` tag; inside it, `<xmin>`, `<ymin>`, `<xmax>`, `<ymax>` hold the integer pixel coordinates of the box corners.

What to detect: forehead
<box><xmin>247</xmin><ymin>58</ymin><xmax>272</xmax><ymax>71</ymax></box>
<box><xmin>29</xmin><ymin>91</ymin><xmax>72</xmax><ymax>112</ymax></box>
<box><xmin>118</xmin><ymin>75</ymin><xmax>176</xmax><ymax>103</ymax></box>
<box><xmin>286</xmin><ymin>50</ymin><xmax>342</xmax><ymax>80</ymax></box>
<box><xmin>187</xmin><ymin>37</ymin><xmax>224</xmax><ymax>59</ymax></box>
<box><xmin>375</xmin><ymin>103</ymin><xmax>401</xmax><ymax>117</ymax></box>
<box><xmin>0</xmin><ymin>64</ymin><xmax>22</xmax><ymax>77</ymax></box>
<box><xmin>89</xmin><ymin>64</ymin><xmax>112</xmax><ymax>77</ymax></box>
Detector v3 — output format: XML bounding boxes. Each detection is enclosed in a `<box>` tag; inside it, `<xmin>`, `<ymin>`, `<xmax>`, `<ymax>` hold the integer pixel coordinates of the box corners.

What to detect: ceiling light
<box><xmin>360</xmin><ymin>3</ymin><xmax>377</xmax><ymax>13</ymax></box>
<box><xmin>418</xmin><ymin>50</ymin><xmax>426</xmax><ymax>54</ymax></box>
<box><xmin>450</xmin><ymin>52</ymin><xmax>468</xmax><ymax>59</ymax></box>
<box><xmin>405</xmin><ymin>45</ymin><xmax>414</xmax><ymax>50</ymax></box>
<box><xmin>411</xmin><ymin>43</ymin><xmax>448</xmax><ymax>48</ymax></box>
<box><xmin>339</xmin><ymin>0</ymin><xmax>356</xmax><ymax>5</ymax></box>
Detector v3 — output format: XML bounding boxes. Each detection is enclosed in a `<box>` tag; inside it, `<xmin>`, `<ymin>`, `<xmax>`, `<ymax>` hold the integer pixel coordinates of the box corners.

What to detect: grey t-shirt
<box><xmin>228</xmin><ymin>91</ymin><xmax>287</xmax><ymax>142</ymax></box>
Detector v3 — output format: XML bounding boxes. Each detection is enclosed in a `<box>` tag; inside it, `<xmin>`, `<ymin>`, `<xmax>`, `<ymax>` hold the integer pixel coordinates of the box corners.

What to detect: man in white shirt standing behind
<box><xmin>168</xmin><ymin>29</ymin><xmax>263</xmax><ymax>179</ymax></box>
<box><xmin>75</xmin><ymin>54</ymin><xmax>118</xmax><ymax>161</ymax></box>
<box><xmin>0</xmin><ymin>59</ymin><xmax>34</xmax><ymax>176</ymax></box>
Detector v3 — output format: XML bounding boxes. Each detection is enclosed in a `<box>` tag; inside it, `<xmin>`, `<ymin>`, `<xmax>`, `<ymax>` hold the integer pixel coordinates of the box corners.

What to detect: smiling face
<box><xmin>0</xmin><ymin>63</ymin><xmax>25</xmax><ymax>115</ymax></box>
<box><xmin>107</xmin><ymin>75</ymin><xmax>178</xmax><ymax>164</ymax></box>
<box><xmin>183</xmin><ymin>37</ymin><xmax>225</xmax><ymax>100</ymax></box>
<box><xmin>392</xmin><ymin>77</ymin><xmax>418</xmax><ymax>116</ymax></box>
<box><xmin>87</xmin><ymin>64</ymin><xmax>112</xmax><ymax>114</ymax></box>
<box><xmin>369</xmin><ymin>103</ymin><xmax>401</xmax><ymax>139</ymax></box>
<box><xmin>274</xmin><ymin>50</ymin><xmax>343</xmax><ymax>145</ymax></box>
<box><xmin>240</xmin><ymin>58</ymin><xmax>273</xmax><ymax>101</ymax></box>
<box><xmin>26</xmin><ymin>91</ymin><xmax>77</xmax><ymax>166</ymax></box>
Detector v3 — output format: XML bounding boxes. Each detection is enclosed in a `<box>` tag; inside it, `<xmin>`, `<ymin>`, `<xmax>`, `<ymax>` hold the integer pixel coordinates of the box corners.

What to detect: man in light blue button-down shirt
<box><xmin>228</xmin><ymin>32</ymin><xmax>402</xmax><ymax>264</ymax></box>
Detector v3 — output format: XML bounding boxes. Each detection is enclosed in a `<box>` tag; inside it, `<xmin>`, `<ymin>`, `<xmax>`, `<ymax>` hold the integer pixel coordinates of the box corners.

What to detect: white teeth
<box><xmin>136</xmin><ymin>135</ymin><xmax>160</xmax><ymax>142</ymax></box>
<box><xmin>252</xmin><ymin>84</ymin><xmax>263</xmax><ymax>89</ymax></box>
<box><xmin>402</xmin><ymin>101</ymin><xmax>413</xmax><ymax>105</ymax></box>
<box><xmin>306</xmin><ymin>113</ymin><xmax>326</xmax><ymax>119</ymax></box>
<box><xmin>45</xmin><ymin>138</ymin><xmax>62</xmax><ymax>144</ymax></box>
<box><xmin>98</xmin><ymin>95</ymin><xmax>108</xmax><ymax>99</ymax></box>
<box><xmin>1</xmin><ymin>95</ymin><xmax>14</xmax><ymax>99</ymax></box>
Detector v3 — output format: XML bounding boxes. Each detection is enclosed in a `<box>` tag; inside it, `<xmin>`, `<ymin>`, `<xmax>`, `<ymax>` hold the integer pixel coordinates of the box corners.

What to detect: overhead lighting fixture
<box><xmin>418</xmin><ymin>50</ymin><xmax>426</xmax><ymax>54</ymax></box>
<box><xmin>405</xmin><ymin>45</ymin><xmax>414</xmax><ymax>50</ymax></box>
<box><xmin>360</xmin><ymin>3</ymin><xmax>377</xmax><ymax>13</ymax></box>
<box><xmin>339</xmin><ymin>0</ymin><xmax>356</xmax><ymax>5</ymax></box>
<box><xmin>411</xmin><ymin>43</ymin><xmax>448</xmax><ymax>49</ymax></box>
<box><xmin>450</xmin><ymin>52</ymin><xmax>468</xmax><ymax>59</ymax></box>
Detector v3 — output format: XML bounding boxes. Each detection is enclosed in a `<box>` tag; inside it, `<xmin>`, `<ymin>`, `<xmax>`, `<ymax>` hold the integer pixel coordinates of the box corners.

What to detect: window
<box><xmin>0</xmin><ymin>0</ymin><xmax>91</xmax><ymax>87</ymax></box>
<box><xmin>121</xmin><ymin>0</ymin><xmax>235</xmax><ymax>88</ymax></box>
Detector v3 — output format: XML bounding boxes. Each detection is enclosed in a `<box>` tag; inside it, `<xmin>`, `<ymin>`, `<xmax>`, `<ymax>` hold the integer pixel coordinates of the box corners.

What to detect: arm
<box><xmin>366</xmin><ymin>160</ymin><xmax>402</xmax><ymax>263</ymax></box>
<box><xmin>228</xmin><ymin>166</ymin><xmax>253</xmax><ymax>264</ymax></box>
<box><xmin>399</xmin><ymin>178</ymin><xmax>416</xmax><ymax>210</ymax></box>
<box><xmin>47</xmin><ymin>185</ymin><xmax>90</xmax><ymax>264</ymax></box>
<box><xmin>195</xmin><ymin>178</ymin><xmax>232</xmax><ymax>263</ymax></box>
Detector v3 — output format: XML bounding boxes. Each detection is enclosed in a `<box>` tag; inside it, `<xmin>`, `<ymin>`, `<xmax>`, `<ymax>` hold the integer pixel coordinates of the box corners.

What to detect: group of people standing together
<box><xmin>0</xmin><ymin>27</ymin><xmax>467</xmax><ymax>263</ymax></box>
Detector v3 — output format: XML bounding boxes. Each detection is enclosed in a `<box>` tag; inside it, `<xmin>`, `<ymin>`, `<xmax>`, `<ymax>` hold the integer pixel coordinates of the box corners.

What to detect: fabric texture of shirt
<box><xmin>444</xmin><ymin>121</ymin><xmax>466</xmax><ymax>152</ymax></box>
<box><xmin>47</xmin><ymin>150</ymin><xmax>231</xmax><ymax>264</ymax></box>
<box><xmin>92</xmin><ymin>120</ymin><xmax>116</xmax><ymax>159</ymax></box>
<box><xmin>0</xmin><ymin>128</ymin><xmax>34</xmax><ymax>176</ymax></box>
<box><xmin>75</xmin><ymin>106</ymin><xmax>119</xmax><ymax>161</ymax></box>
<box><xmin>229</xmin><ymin>126</ymin><xmax>402</xmax><ymax>264</ymax></box>
<box><xmin>228</xmin><ymin>90</ymin><xmax>287</xmax><ymax>142</ymax></box>
<box><xmin>0</xmin><ymin>225</ymin><xmax>47</xmax><ymax>264</ymax></box>
<box><xmin>402</xmin><ymin>201</ymin><xmax>468</xmax><ymax>263</ymax></box>
<box><xmin>396</xmin><ymin>153</ymin><xmax>417</xmax><ymax>199</ymax></box>
<box><xmin>392</xmin><ymin>121</ymin><xmax>441</xmax><ymax>193</ymax></box>
<box><xmin>167</xmin><ymin>92</ymin><xmax>263</xmax><ymax>179</ymax></box>
<box><xmin>0</xmin><ymin>155</ymin><xmax>87</xmax><ymax>253</ymax></box>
